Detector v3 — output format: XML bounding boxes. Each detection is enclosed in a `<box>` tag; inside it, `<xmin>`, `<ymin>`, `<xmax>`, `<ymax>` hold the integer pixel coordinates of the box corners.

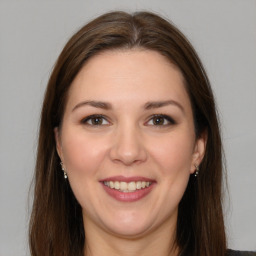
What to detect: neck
<box><xmin>83</xmin><ymin>216</ymin><xmax>179</xmax><ymax>256</ymax></box>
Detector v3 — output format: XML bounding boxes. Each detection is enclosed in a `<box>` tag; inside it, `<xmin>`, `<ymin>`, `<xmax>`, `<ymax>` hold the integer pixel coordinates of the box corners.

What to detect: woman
<box><xmin>29</xmin><ymin>11</ymin><xmax>255</xmax><ymax>256</ymax></box>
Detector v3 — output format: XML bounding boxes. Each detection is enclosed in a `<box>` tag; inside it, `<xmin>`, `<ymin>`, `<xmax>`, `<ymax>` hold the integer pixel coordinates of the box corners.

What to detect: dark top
<box><xmin>227</xmin><ymin>249</ymin><xmax>256</xmax><ymax>256</ymax></box>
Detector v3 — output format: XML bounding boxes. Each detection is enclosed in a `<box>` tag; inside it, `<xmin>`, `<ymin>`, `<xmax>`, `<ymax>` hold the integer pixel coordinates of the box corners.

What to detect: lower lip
<box><xmin>101</xmin><ymin>183</ymin><xmax>155</xmax><ymax>202</ymax></box>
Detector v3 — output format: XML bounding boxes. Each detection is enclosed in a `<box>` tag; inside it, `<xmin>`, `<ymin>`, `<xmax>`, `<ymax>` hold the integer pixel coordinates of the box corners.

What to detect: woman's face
<box><xmin>55</xmin><ymin>49</ymin><xmax>206</xmax><ymax>238</ymax></box>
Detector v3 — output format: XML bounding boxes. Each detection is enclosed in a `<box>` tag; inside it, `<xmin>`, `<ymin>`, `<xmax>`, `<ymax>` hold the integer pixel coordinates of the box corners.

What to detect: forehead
<box><xmin>65</xmin><ymin>49</ymin><xmax>191</xmax><ymax>110</ymax></box>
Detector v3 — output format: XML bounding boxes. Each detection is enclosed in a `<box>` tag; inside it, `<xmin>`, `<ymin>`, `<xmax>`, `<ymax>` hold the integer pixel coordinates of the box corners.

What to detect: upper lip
<box><xmin>99</xmin><ymin>175</ymin><xmax>155</xmax><ymax>183</ymax></box>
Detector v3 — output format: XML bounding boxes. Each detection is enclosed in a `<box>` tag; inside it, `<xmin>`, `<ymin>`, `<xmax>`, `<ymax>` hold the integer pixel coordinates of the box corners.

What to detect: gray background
<box><xmin>0</xmin><ymin>1</ymin><xmax>255</xmax><ymax>255</ymax></box>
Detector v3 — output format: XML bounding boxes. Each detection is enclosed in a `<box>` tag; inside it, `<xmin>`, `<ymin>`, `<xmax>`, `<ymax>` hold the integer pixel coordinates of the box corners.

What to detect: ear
<box><xmin>54</xmin><ymin>127</ymin><xmax>63</xmax><ymax>160</ymax></box>
<box><xmin>190</xmin><ymin>131</ymin><xmax>207</xmax><ymax>174</ymax></box>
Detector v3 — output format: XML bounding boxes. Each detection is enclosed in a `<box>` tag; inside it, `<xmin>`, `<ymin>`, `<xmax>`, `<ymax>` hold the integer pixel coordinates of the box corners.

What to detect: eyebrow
<box><xmin>144</xmin><ymin>100</ymin><xmax>184</xmax><ymax>113</ymax></box>
<box><xmin>72</xmin><ymin>101</ymin><xmax>112</xmax><ymax>111</ymax></box>
<box><xmin>72</xmin><ymin>99</ymin><xmax>184</xmax><ymax>113</ymax></box>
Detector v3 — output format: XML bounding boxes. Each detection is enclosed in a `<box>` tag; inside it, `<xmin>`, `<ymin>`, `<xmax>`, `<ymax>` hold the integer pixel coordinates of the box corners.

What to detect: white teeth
<box><xmin>104</xmin><ymin>180</ymin><xmax>152</xmax><ymax>192</ymax></box>
<box><xmin>128</xmin><ymin>182</ymin><xmax>136</xmax><ymax>191</ymax></box>
<box><xmin>120</xmin><ymin>182</ymin><xmax>127</xmax><ymax>190</ymax></box>
<box><xmin>114</xmin><ymin>181</ymin><xmax>120</xmax><ymax>190</ymax></box>
<box><xmin>136</xmin><ymin>181</ymin><xmax>142</xmax><ymax>189</ymax></box>
<box><xmin>109</xmin><ymin>181</ymin><xmax>114</xmax><ymax>188</ymax></box>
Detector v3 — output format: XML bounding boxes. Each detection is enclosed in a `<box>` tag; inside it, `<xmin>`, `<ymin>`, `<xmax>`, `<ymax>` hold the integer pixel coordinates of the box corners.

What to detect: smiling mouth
<box><xmin>103</xmin><ymin>181</ymin><xmax>152</xmax><ymax>192</ymax></box>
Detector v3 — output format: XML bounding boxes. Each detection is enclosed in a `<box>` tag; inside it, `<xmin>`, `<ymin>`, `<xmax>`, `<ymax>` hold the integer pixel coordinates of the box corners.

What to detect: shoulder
<box><xmin>227</xmin><ymin>249</ymin><xmax>256</xmax><ymax>256</ymax></box>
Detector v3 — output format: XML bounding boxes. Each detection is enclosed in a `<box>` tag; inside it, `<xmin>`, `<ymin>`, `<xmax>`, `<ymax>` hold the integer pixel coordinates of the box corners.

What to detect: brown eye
<box><xmin>91</xmin><ymin>117</ymin><xmax>103</xmax><ymax>125</ymax></box>
<box><xmin>147</xmin><ymin>114</ymin><xmax>175</xmax><ymax>126</ymax></box>
<box><xmin>82</xmin><ymin>115</ymin><xmax>109</xmax><ymax>126</ymax></box>
<box><xmin>152</xmin><ymin>116</ymin><xmax>165</xmax><ymax>125</ymax></box>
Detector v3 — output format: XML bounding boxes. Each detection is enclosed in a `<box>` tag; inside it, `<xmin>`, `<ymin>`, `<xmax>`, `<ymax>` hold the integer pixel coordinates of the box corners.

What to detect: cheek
<box><xmin>60</xmin><ymin>130</ymin><xmax>109</xmax><ymax>210</ymax></box>
<box><xmin>149</xmin><ymin>132</ymin><xmax>195</xmax><ymax>176</ymax></box>
<box><xmin>151</xmin><ymin>133</ymin><xmax>194</xmax><ymax>207</ymax></box>
<box><xmin>61</xmin><ymin>129</ymin><xmax>107</xmax><ymax>178</ymax></box>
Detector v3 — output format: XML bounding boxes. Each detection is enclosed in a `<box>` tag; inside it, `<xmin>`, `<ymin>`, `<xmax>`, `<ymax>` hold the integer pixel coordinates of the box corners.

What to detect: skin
<box><xmin>55</xmin><ymin>49</ymin><xmax>206</xmax><ymax>256</ymax></box>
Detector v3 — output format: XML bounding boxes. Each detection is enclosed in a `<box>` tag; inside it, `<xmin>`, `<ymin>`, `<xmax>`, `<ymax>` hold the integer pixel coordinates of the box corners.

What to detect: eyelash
<box><xmin>81</xmin><ymin>114</ymin><xmax>176</xmax><ymax>127</ymax></box>
<box><xmin>81</xmin><ymin>114</ymin><xmax>110</xmax><ymax>126</ymax></box>
<box><xmin>146</xmin><ymin>114</ymin><xmax>176</xmax><ymax>126</ymax></box>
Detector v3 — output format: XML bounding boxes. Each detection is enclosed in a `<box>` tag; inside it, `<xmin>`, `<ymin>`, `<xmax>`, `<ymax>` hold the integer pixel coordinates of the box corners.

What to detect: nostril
<box><xmin>109</xmin><ymin>143</ymin><xmax>147</xmax><ymax>165</ymax></box>
<box><xmin>109</xmin><ymin>128</ymin><xmax>147</xmax><ymax>165</ymax></box>
<box><xmin>112</xmin><ymin>156</ymin><xmax>144</xmax><ymax>166</ymax></box>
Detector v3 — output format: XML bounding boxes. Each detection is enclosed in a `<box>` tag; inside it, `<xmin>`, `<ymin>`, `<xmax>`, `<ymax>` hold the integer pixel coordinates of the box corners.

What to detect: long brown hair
<box><xmin>29</xmin><ymin>11</ymin><xmax>226</xmax><ymax>256</ymax></box>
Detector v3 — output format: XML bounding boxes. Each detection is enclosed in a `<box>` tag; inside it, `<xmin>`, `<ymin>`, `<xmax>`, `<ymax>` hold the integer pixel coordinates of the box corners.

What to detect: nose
<box><xmin>109</xmin><ymin>124</ymin><xmax>147</xmax><ymax>166</ymax></box>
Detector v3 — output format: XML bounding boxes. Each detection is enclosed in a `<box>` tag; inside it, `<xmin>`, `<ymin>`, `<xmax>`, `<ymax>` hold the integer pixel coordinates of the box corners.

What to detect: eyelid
<box><xmin>80</xmin><ymin>114</ymin><xmax>176</xmax><ymax>127</ymax></box>
<box><xmin>81</xmin><ymin>114</ymin><xmax>111</xmax><ymax>126</ymax></box>
<box><xmin>145</xmin><ymin>114</ymin><xmax>176</xmax><ymax>126</ymax></box>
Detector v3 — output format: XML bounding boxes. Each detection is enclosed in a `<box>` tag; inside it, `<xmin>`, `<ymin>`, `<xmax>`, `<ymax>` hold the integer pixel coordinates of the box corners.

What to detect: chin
<box><xmin>101</xmin><ymin>212</ymin><xmax>153</xmax><ymax>238</ymax></box>
<box><xmin>106</xmin><ymin>223</ymin><xmax>151</xmax><ymax>238</ymax></box>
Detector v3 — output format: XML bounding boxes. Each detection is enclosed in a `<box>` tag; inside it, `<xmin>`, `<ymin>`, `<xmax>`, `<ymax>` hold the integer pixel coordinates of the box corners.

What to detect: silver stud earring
<box><xmin>194</xmin><ymin>165</ymin><xmax>199</xmax><ymax>177</ymax></box>
<box><xmin>60</xmin><ymin>161</ymin><xmax>68</xmax><ymax>179</ymax></box>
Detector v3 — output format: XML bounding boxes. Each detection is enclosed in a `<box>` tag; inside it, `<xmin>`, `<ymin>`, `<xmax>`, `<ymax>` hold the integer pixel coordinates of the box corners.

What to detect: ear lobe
<box><xmin>54</xmin><ymin>127</ymin><xmax>63</xmax><ymax>160</ymax></box>
<box><xmin>190</xmin><ymin>131</ymin><xmax>207</xmax><ymax>174</ymax></box>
